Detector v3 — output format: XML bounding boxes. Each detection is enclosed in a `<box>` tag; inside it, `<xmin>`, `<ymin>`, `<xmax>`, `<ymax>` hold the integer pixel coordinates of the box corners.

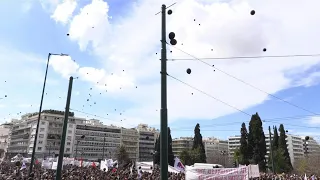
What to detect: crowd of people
<box><xmin>0</xmin><ymin>161</ymin><xmax>185</xmax><ymax>180</ymax></box>
<box><xmin>0</xmin><ymin>160</ymin><xmax>318</xmax><ymax>180</ymax></box>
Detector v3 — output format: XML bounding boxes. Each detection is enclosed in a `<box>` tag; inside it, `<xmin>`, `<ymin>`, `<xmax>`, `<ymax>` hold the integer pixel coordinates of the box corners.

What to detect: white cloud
<box><xmin>49</xmin><ymin>55</ymin><xmax>79</xmax><ymax>78</ymax></box>
<box><xmin>68</xmin><ymin>0</ymin><xmax>111</xmax><ymax>50</ymax></box>
<box><xmin>51</xmin><ymin>0</ymin><xmax>77</xmax><ymax>24</ymax></box>
<box><xmin>295</xmin><ymin>71</ymin><xmax>320</xmax><ymax>87</ymax></box>
<box><xmin>49</xmin><ymin>0</ymin><xmax>320</xmax><ymax>126</ymax></box>
<box><xmin>308</xmin><ymin>116</ymin><xmax>320</xmax><ymax>125</ymax></box>
<box><xmin>40</xmin><ymin>0</ymin><xmax>61</xmax><ymax>13</ymax></box>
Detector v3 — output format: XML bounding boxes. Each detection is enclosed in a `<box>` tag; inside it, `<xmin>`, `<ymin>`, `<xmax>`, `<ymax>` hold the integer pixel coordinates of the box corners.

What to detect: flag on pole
<box><xmin>20</xmin><ymin>162</ymin><xmax>26</xmax><ymax>170</ymax></box>
<box><xmin>174</xmin><ymin>157</ymin><xmax>185</xmax><ymax>172</ymax></box>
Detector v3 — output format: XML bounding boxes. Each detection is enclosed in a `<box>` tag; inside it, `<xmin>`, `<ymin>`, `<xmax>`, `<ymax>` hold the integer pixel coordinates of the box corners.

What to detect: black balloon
<box><xmin>168</xmin><ymin>32</ymin><xmax>175</xmax><ymax>39</ymax></box>
<box><xmin>186</xmin><ymin>68</ymin><xmax>191</xmax><ymax>74</ymax></box>
<box><xmin>168</xmin><ymin>9</ymin><xmax>172</xmax><ymax>15</ymax></box>
<box><xmin>170</xmin><ymin>39</ymin><xmax>177</xmax><ymax>45</ymax></box>
<box><xmin>263</xmin><ymin>48</ymin><xmax>267</xmax><ymax>52</ymax></box>
<box><xmin>250</xmin><ymin>10</ymin><xmax>255</xmax><ymax>15</ymax></box>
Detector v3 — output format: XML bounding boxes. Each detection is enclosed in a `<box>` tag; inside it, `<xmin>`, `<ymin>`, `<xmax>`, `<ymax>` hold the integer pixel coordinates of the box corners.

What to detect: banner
<box><xmin>185</xmin><ymin>166</ymin><xmax>249</xmax><ymax>180</ymax></box>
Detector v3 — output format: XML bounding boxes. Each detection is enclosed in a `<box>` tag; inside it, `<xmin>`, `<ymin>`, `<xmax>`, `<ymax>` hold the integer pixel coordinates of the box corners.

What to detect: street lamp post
<box><xmin>220</xmin><ymin>150</ymin><xmax>227</xmax><ymax>167</ymax></box>
<box><xmin>29</xmin><ymin>53</ymin><xmax>69</xmax><ymax>177</ymax></box>
<box><xmin>102</xmin><ymin>134</ymin><xmax>106</xmax><ymax>160</ymax></box>
<box><xmin>75</xmin><ymin>135</ymin><xmax>85</xmax><ymax>160</ymax></box>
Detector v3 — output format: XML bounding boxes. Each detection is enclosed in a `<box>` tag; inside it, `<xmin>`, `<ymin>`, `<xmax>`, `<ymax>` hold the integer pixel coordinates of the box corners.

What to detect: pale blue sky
<box><xmin>0</xmin><ymin>0</ymin><xmax>320</xmax><ymax>140</ymax></box>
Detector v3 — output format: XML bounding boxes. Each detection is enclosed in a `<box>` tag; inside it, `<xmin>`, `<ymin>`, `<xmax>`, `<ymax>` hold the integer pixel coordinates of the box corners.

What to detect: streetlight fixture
<box><xmin>47</xmin><ymin>142</ymin><xmax>56</xmax><ymax>159</ymax></box>
<box><xmin>29</xmin><ymin>53</ymin><xmax>69</xmax><ymax>177</ymax></box>
<box><xmin>75</xmin><ymin>135</ymin><xmax>85</xmax><ymax>160</ymax></box>
<box><xmin>102</xmin><ymin>134</ymin><xmax>106</xmax><ymax>160</ymax></box>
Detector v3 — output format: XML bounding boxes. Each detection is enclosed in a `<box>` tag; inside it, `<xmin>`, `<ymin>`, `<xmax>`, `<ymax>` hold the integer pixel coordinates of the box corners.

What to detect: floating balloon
<box><xmin>168</xmin><ymin>32</ymin><xmax>175</xmax><ymax>39</ymax></box>
<box><xmin>250</xmin><ymin>10</ymin><xmax>255</xmax><ymax>15</ymax></box>
<box><xmin>186</xmin><ymin>68</ymin><xmax>191</xmax><ymax>74</ymax></box>
<box><xmin>263</xmin><ymin>48</ymin><xmax>267</xmax><ymax>52</ymax></box>
<box><xmin>170</xmin><ymin>39</ymin><xmax>177</xmax><ymax>45</ymax></box>
<box><xmin>168</xmin><ymin>9</ymin><xmax>172</xmax><ymax>15</ymax></box>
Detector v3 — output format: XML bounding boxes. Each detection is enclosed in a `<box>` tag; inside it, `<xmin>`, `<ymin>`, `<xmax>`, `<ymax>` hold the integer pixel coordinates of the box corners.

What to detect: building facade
<box><xmin>137</xmin><ymin>124</ymin><xmax>158</xmax><ymax>162</ymax></box>
<box><xmin>0</xmin><ymin>123</ymin><xmax>12</xmax><ymax>158</ymax></box>
<box><xmin>7</xmin><ymin>110</ymin><xmax>81</xmax><ymax>158</ymax></box>
<box><xmin>120</xmin><ymin>128</ymin><xmax>139</xmax><ymax>161</ymax></box>
<box><xmin>203</xmin><ymin>137</ymin><xmax>229</xmax><ymax>165</ymax></box>
<box><xmin>172</xmin><ymin>137</ymin><xmax>193</xmax><ymax>157</ymax></box>
<box><xmin>228</xmin><ymin>134</ymin><xmax>273</xmax><ymax>162</ymax></box>
<box><xmin>74</xmin><ymin>119</ymin><xmax>121</xmax><ymax>161</ymax></box>
<box><xmin>228</xmin><ymin>134</ymin><xmax>320</xmax><ymax>166</ymax></box>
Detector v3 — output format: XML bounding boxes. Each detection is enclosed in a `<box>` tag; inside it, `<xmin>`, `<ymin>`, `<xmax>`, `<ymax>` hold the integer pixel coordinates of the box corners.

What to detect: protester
<box><xmin>0</xmin><ymin>160</ymin><xmax>318</xmax><ymax>180</ymax></box>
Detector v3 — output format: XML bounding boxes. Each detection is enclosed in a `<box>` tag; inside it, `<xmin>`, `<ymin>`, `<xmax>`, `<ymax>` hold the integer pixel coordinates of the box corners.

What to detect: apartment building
<box><xmin>228</xmin><ymin>134</ymin><xmax>273</xmax><ymax>161</ymax></box>
<box><xmin>172</xmin><ymin>137</ymin><xmax>193</xmax><ymax>157</ymax></box>
<box><xmin>286</xmin><ymin>134</ymin><xmax>304</xmax><ymax>165</ymax></box>
<box><xmin>120</xmin><ymin>128</ymin><xmax>139</xmax><ymax>161</ymax></box>
<box><xmin>7</xmin><ymin>110</ymin><xmax>81</xmax><ymax>158</ymax></box>
<box><xmin>228</xmin><ymin>133</ymin><xmax>319</xmax><ymax>166</ymax></box>
<box><xmin>74</xmin><ymin>119</ymin><xmax>121</xmax><ymax>161</ymax></box>
<box><xmin>137</xmin><ymin>124</ymin><xmax>158</xmax><ymax>161</ymax></box>
<box><xmin>0</xmin><ymin>123</ymin><xmax>12</xmax><ymax>158</ymax></box>
<box><xmin>203</xmin><ymin>137</ymin><xmax>228</xmax><ymax>158</ymax></box>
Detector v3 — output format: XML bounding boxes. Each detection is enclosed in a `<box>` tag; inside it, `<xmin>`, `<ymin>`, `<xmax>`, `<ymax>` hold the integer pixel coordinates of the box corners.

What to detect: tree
<box><xmin>116</xmin><ymin>145</ymin><xmax>130</xmax><ymax>165</ymax></box>
<box><xmin>278</xmin><ymin>124</ymin><xmax>293</xmax><ymax>172</ymax></box>
<box><xmin>272</xmin><ymin>149</ymin><xmax>288</xmax><ymax>173</ymax></box>
<box><xmin>154</xmin><ymin>127</ymin><xmax>174</xmax><ymax>166</ymax></box>
<box><xmin>248</xmin><ymin>113</ymin><xmax>267</xmax><ymax>172</ymax></box>
<box><xmin>239</xmin><ymin>122</ymin><xmax>249</xmax><ymax>165</ymax></box>
<box><xmin>272</xmin><ymin>126</ymin><xmax>279</xmax><ymax>150</ymax></box>
<box><xmin>179</xmin><ymin>148</ymin><xmax>202</xmax><ymax>166</ymax></box>
<box><xmin>192</xmin><ymin>123</ymin><xmax>206</xmax><ymax>163</ymax></box>
<box><xmin>168</xmin><ymin>127</ymin><xmax>175</xmax><ymax>166</ymax></box>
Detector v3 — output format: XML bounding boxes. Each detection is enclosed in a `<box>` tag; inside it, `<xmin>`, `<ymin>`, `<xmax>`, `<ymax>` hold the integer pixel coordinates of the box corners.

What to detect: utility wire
<box><xmin>167</xmin><ymin>54</ymin><xmax>320</xmax><ymax>61</ymax></box>
<box><xmin>167</xmin><ymin>43</ymin><xmax>318</xmax><ymax>115</ymax></box>
<box><xmin>167</xmin><ymin>73</ymin><xmax>251</xmax><ymax>116</ymax></box>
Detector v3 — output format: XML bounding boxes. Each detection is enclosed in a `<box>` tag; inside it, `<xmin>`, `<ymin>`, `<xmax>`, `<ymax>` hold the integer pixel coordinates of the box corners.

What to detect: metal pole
<box><xmin>75</xmin><ymin>141</ymin><xmax>79</xmax><ymax>160</ymax></box>
<box><xmin>48</xmin><ymin>143</ymin><xmax>51</xmax><ymax>159</ymax></box>
<box><xmin>268</xmin><ymin>126</ymin><xmax>275</xmax><ymax>174</ymax></box>
<box><xmin>56</xmin><ymin>76</ymin><xmax>73</xmax><ymax>180</ymax></box>
<box><xmin>160</xmin><ymin>4</ymin><xmax>168</xmax><ymax>180</ymax></box>
<box><xmin>102</xmin><ymin>136</ymin><xmax>105</xmax><ymax>160</ymax></box>
<box><xmin>28</xmin><ymin>53</ymin><xmax>51</xmax><ymax>176</ymax></box>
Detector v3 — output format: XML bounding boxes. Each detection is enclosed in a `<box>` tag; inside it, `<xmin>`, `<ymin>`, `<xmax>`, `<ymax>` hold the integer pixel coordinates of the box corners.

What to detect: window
<box><xmin>39</xmin><ymin>134</ymin><xmax>44</xmax><ymax>138</ymax></box>
<box><xmin>40</xmin><ymin>128</ymin><xmax>45</xmax><ymax>132</ymax></box>
<box><xmin>67</xmin><ymin>142</ymin><xmax>71</xmax><ymax>146</ymax></box>
<box><xmin>69</xmin><ymin>124</ymin><xmax>73</xmax><ymax>128</ymax></box>
<box><xmin>38</xmin><ymin>147</ymin><xmax>42</xmax><ymax>150</ymax></box>
<box><xmin>66</xmin><ymin>148</ymin><xmax>70</xmax><ymax>152</ymax></box>
<box><xmin>67</xmin><ymin>136</ymin><xmax>72</xmax><ymax>141</ymax></box>
<box><xmin>38</xmin><ymin>141</ymin><xmax>43</xmax><ymax>144</ymax></box>
<box><xmin>41</xmin><ymin>121</ymin><xmax>46</xmax><ymax>125</ymax></box>
<box><xmin>68</xmin><ymin>130</ymin><xmax>72</xmax><ymax>134</ymax></box>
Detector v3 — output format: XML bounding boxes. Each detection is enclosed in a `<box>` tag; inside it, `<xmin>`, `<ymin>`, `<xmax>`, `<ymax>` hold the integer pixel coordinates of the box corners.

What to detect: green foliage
<box><xmin>269</xmin><ymin>149</ymin><xmax>288</xmax><ymax>173</ymax></box>
<box><xmin>192</xmin><ymin>123</ymin><xmax>206</xmax><ymax>163</ymax></box>
<box><xmin>116</xmin><ymin>145</ymin><xmax>130</xmax><ymax>165</ymax></box>
<box><xmin>239</xmin><ymin>122</ymin><xmax>249</xmax><ymax>165</ymax></box>
<box><xmin>168</xmin><ymin>127</ymin><xmax>175</xmax><ymax>166</ymax></box>
<box><xmin>179</xmin><ymin>148</ymin><xmax>202</xmax><ymax>166</ymax></box>
<box><xmin>278</xmin><ymin>124</ymin><xmax>293</xmax><ymax>172</ymax></box>
<box><xmin>154</xmin><ymin>127</ymin><xmax>175</xmax><ymax>166</ymax></box>
<box><xmin>272</xmin><ymin>126</ymin><xmax>279</xmax><ymax>150</ymax></box>
<box><xmin>248</xmin><ymin>113</ymin><xmax>267</xmax><ymax>172</ymax></box>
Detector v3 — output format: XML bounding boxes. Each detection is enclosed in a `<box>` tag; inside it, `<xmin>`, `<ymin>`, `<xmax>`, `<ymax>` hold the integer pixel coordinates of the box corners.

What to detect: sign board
<box><xmin>185</xmin><ymin>166</ymin><xmax>249</xmax><ymax>180</ymax></box>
